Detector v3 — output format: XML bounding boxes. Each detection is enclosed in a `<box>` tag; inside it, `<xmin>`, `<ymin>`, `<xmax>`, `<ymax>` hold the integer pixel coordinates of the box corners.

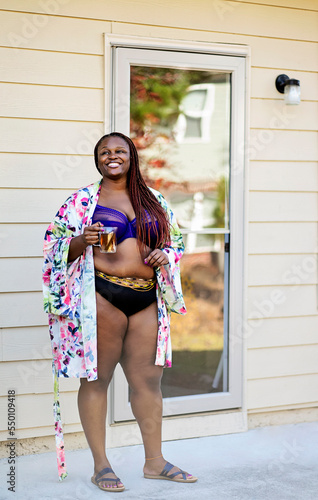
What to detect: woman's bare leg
<box><xmin>78</xmin><ymin>292</ymin><xmax>128</xmax><ymax>489</ymax></box>
<box><xmin>120</xmin><ymin>302</ymin><xmax>195</xmax><ymax>480</ymax></box>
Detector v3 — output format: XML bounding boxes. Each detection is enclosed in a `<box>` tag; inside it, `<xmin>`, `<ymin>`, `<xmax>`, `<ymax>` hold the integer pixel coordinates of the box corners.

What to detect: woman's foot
<box><xmin>143</xmin><ymin>455</ymin><xmax>197</xmax><ymax>483</ymax></box>
<box><xmin>91</xmin><ymin>460</ymin><xmax>125</xmax><ymax>492</ymax></box>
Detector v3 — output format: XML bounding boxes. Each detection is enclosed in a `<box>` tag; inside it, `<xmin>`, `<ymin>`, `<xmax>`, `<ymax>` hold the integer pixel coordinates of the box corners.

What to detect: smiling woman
<box><xmin>42</xmin><ymin>131</ymin><xmax>197</xmax><ymax>491</ymax></box>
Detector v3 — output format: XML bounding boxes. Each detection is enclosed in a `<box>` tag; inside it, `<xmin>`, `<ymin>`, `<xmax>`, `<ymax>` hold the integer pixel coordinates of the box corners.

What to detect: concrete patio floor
<box><xmin>1</xmin><ymin>421</ymin><xmax>317</xmax><ymax>500</ymax></box>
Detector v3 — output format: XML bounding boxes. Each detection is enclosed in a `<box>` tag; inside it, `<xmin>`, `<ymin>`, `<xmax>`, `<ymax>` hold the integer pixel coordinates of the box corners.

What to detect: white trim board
<box><xmin>106</xmin><ymin>410</ymin><xmax>248</xmax><ymax>449</ymax></box>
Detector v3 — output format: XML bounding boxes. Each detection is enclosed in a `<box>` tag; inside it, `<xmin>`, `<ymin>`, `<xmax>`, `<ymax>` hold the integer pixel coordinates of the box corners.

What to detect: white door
<box><xmin>108</xmin><ymin>45</ymin><xmax>246</xmax><ymax>422</ymax></box>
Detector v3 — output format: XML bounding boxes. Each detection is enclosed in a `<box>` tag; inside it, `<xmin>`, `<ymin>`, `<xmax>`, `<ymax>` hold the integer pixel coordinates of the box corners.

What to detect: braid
<box><xmin>94</xmin><ymin>132</ymin><xmax>171</xmax><ymax>249</ymax></box>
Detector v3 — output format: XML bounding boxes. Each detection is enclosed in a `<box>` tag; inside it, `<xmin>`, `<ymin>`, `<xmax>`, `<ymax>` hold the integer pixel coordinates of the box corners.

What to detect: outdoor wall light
<box><xmin>275</xmin><ymin>74</ymin><xmax>301</xmax><ymax>105</ymax></box>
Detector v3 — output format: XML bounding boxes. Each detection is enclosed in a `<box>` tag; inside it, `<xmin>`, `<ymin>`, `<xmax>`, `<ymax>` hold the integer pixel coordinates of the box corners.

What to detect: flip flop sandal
<box><xmin>144</xmin><ymin>461</ymin><xmax>198</xmax><ymax>483</ymax></box>
<box><xmin>91</xmin><ymin>466</ymin><xmax>125</xmax><ymax>492</ymax></box>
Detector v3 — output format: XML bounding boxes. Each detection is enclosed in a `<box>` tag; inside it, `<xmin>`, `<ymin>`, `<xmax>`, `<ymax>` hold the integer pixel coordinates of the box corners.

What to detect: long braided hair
<box><xmin>94</xmin><ymin>132</ymin><xmax>171</xmax><ymax>249</ymax></box>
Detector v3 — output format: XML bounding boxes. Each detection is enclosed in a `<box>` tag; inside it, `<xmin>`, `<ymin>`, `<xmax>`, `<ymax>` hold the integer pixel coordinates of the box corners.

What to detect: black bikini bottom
<box><xmin>95</xmin><ymin>270</ymin><xmax>157</xmax><ymax>317</ymax></box>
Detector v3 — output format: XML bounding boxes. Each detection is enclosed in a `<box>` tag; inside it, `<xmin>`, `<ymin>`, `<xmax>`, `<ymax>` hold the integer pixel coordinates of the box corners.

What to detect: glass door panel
<box><xmin>129</xmin><ymin>65</ymin><xmax>230</xmax><ymax>399</ymax></box>
<box><xmin>162</xmin><ymin>234</ymin><xmax>229</xmax><ymax>398</ymax></box>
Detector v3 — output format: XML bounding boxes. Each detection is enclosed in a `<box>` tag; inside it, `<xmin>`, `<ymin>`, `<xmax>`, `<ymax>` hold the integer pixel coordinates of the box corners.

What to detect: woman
<box><xmin>42</xmin><ymin>132</ymin><xmax>197</xmax><ymax>492</ymax></box>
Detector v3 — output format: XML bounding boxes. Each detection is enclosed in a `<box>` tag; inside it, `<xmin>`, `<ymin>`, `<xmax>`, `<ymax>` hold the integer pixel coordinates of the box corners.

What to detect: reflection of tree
<box><xmin>212</xmin><ymin>176</ymin><xmax>227</xmax><ymax>229</ymax></box>
<box><xmin>131</xmin><ymin>68</ymin><xmax>190</xmax><ymax>131</ymax></box>
<box><xmin>130</xmin><ymin>67</ymin><xmax>210</xmax><ymax>189</ymax></box>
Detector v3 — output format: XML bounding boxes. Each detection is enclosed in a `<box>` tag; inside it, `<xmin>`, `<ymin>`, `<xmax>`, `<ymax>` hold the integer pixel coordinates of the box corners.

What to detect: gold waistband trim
<box><xmin>95</xmin><ymin>270</ymin><xmax>156</xmax><ymax>291</ymax></box>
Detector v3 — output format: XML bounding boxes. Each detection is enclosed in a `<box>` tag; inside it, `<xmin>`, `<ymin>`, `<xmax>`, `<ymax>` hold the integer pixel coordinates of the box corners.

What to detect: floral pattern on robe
<box><xmin>42</xmin><ymin>179</ymin><xmax>186</xmax><ymax>480</ymax></box>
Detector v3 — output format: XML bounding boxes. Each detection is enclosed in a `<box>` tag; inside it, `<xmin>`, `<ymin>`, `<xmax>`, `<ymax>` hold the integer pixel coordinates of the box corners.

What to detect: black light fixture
<box><xmin>275</xmin><ymin>74</ymin><xmax>301</xmax><ymax>105</ymax></box>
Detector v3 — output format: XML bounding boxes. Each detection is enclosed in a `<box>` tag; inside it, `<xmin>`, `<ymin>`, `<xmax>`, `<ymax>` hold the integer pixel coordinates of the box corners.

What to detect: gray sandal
<box><xmin>144</xmin><ymin>461</ymin><xmax>198</xmax><ymax>483</ymax></box>
<box><xmin>91</xmin><ymin>466</ymin><xmax>125</xmax><ymax>492</ymax></box>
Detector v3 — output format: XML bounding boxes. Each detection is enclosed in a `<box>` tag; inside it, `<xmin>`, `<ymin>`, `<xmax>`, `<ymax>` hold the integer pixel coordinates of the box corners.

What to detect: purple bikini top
<box><xmin>92</xmin><ymin>204</ymin><xmax>159</xmax><ymax>248</ymax></box>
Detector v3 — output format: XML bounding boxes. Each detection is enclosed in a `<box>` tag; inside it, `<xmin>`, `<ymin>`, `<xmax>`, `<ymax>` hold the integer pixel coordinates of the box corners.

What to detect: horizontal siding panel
<box><xmin>248</xmin><ymin>222</ymin><xmax>317</xmax><ymax>254</ymax></box>
<box><xmin>0</xmin><ymin>257</ymin><xmax>43</xmax><ymax>292</ymax></box>
<box><xmin>0</xmin><ymin>83</ymin><xmax>103</xmax><ymax>121</ymax></box>
<box><xmin>112</xmin><ymin>22</ymin><xmax>318</xmax><ymax>72</ymax></box>
<box><xmin>0</xmin><ymin>224</ymin><xmax>49</xmax><ymax>257</ymax></box>
<box><xmin>0</xmin><ymin>47</ymin><xmax>103</xmax><ymax>88</ymax></box>
<box><xmin>0</xmin><ymin>360</ymin><xmax>55</xmax><ymax>397</ymax></box>
<box><xmin>247</xmin><ymin>284</ymin><xmax>317</xmax><ymax>319</ymax></box>
<box><xmin>0</xmin><ymin>10</ymin><xmax>109</xmax><ymax>54</ymax></box>
<box><xmin>249</xmin><ymin>192</ymin><xmax>317</xmax><ymax>222</ymax></box>
<box><xmin>0</xmin><ymin>154</ymin><xmax>99</xmax><ymax>189</ymax></box>
<box><xmin>249</xmin><ymin>130</ymin><xmax>318</xmax><ymax>162</ymax></box>
<box><xmin>1</xmin><ymin>1</ymin><xmax>317</xmax><ymax>42</ymax></box>
<box><xmin>0</xmin><ymin>391</ymin><xmax>80</xmax><ymax>433</ymax></box>
<box><xmin>249</xmin><ymin>162</ymin><xmax>318</xmax><ymax>192</ymax></box>
<box><xmin>247</xmin><ymin>345</ymin><xmax>318</xmax><ymax>379</ymax></box>
<box><xmin>2</xmin><ymin>326</ymin><xmax>51</xmax><ymax>362</ymax></box>
<box><xmin>0</xmin><ymin>118</ymin><xmax>103</xmax><ymax>154</ymax></box>
<box><xmin>0</xmin><ymin>292</ymin><xmax>47</xmax><ymax>327</ymax></box>
<box><xmin>0</xmin><ymin>188</ymin><xmax>74</xmax><ymax>223</ymax></box>
<box><xmin>246</xmin><ymin>315</ymin><xmax>318</xmax><ymax>349</ymax></box>
<box><xmin>0</xmin><ymin>423</ymin><xmax>82</xmax><ymax>441</ymax></box>
<box><xmin>3</xmin><ymin>9</ymin><xmax>317</xmax><ymax>72</ymax></box>
<box><xmin>247</xmin><ymin>373</ymin><xmax>318</xmax><ymax>409</ymax></box>
<box><xmin>0</xmin><ymin>360</ymin><xmax>79</xmax><ymax>397</ymax></box>
<box><xmin>251</xmin><ymin>68</ymin><xmax>318</xmax><ymax>102</ymax></box>
<box><xmin>242</xmin><ymin>0</ymin><xmax>318</xmax><ymax>9</ymax></box>
<box><xmin>251</xmin><ymin>99</ymin><xmax>318</xmax><ymax>131</ymax></box>
<box><xmin>248</xmin><ymin>254</ymin><xmax>317</xmax><ymax>287</ymax></box>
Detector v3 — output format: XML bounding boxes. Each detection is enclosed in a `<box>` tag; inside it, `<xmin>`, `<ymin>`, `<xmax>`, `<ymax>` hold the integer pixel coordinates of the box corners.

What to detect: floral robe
<box><xmin>42</xmin><ymin>179</ymin><xmax>186</xmax><ymax>481</ymax></box>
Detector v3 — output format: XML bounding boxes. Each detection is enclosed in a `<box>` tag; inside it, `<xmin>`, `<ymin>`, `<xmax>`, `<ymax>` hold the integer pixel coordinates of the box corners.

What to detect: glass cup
<box><xmin>93</xmin><ymin>227</ymin><xmax>117</xmax><ymax>253</ymax></box>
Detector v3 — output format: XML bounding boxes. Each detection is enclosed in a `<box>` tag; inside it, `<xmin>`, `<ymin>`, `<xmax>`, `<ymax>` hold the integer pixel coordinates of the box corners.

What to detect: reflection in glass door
<box><xmin>130</xmin><ymin>67</ymin><xmax>230</xmax><ymax>399</ymax></box>
<box><xmin>111</xmin><ymin>46</ymin><xmax>245</xmax><ymax>420</ymax></box>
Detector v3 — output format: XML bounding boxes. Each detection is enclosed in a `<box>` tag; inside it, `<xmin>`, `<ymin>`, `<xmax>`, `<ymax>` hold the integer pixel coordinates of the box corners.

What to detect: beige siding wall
<box><xmin>0</xmin><ymin>0</ymin><xmax>317</xmax><ymax>445</ymax></box>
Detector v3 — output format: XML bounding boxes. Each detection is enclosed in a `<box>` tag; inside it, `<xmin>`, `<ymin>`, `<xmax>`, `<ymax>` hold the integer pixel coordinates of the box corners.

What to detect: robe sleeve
<box><xmin>151</xmin><ymin>189</ymin><xmax>187</xmax><ymax>315</ymax></box>
<box><xmin>42</xmin><ymin>194</ymin><xmax>82</xmax><ymax>320</ymax></box>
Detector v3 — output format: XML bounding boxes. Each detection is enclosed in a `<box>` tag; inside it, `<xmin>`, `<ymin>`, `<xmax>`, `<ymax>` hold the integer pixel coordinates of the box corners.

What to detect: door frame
<box><xmin>103</xmin><ymin>33</ymin><xmax>250</xmax><ymax>431</ymax></box>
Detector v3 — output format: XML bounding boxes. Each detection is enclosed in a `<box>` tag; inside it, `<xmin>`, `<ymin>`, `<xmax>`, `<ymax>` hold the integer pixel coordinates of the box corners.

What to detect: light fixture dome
<box><xmin>275</xmin><ymin>74</ymin><xmax>300</xmax><ymax>105</ymax></box>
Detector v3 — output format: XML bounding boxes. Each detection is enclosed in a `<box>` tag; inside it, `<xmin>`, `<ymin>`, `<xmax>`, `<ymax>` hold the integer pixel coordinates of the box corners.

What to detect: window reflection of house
<box><xmin>174</xmin><ymin>84</ymin><xmax>216</xmax><ymax>143</ymax></box>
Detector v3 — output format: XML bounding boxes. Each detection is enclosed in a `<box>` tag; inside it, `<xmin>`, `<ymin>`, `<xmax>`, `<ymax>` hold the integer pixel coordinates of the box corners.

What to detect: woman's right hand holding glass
<box><xmin>81</xmin><ymin>223</ymin><xmax>103</xmax><ymax>247</ymax></box>
<box><xmin>68</xmin><ymin>223</ymin><xmax>102</xmax><ymax>263</ymax></box>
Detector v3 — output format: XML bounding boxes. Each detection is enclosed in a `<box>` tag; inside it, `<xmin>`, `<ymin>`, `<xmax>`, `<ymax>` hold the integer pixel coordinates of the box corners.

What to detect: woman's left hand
<box><xmin>144</xmin><ymin>249</ymin><xmax>169</xmax><ymax>268</ymax></box>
